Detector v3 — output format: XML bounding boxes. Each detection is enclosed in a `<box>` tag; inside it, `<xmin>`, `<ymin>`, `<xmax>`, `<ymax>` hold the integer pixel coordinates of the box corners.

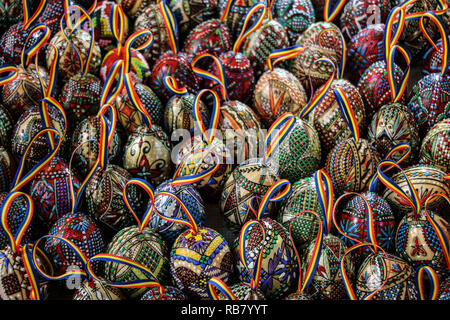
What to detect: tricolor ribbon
<box><xmin>20</xmin><ymin>23</ymin><xmax>51</xmax><ymax>68</ymax></box>
<box><xmin>368</xmin><ymin>142</ymin><xmax>412</xmax><ymax>191</ymax></box>
<box><xmin>194</xmin><ymin>89</ymin><xmax>221</xmax><ymax>145</ymax></box>
<box><xmin>0</xmin><ymin>65</ymin><xmax>19</xmax><ymax>86</ymax></box>
<box><xmin>86</xmin><ymin>254</ymin><xmax>164</xmax><ymax>292</ymax></box>
<box><xmin>297</xmin><ymin>57</ymin><xmax>337</xmax><ymax>119</ymax></box>
<box><xmin>0</xmin><ymin>192</ymin><xmax>53</xmax><ymax>300</ymax></box>
<box><xmin>96</xmin><ymin>104</ymin><xmax>117</xmax><ymax>169</ymax></box>
<box><xmin>323</xmin><ymin>0</ymin><xmax>347</xmax><ymax>22</ymax></box>
<box><xmin>233</xmin><ymin>2</ymin><xmax>267</xmax><ymax>54</ymax></box>
<box><xmin>123</xmin><ymin>178</ymin><xmax>155</xmax><ymax>232</ymax></box>
<box><xmin>384</xmin><ymin>5</ymin><xmax>406</xmax><ymax>62</ymax></box>
<box><xmin>423</xmin><ymin>193</ymin><xmax>450</xmax><ymax>271</ymax></box>
<box><xmin>399</xmin><ymin>0</ymin><xmax>448</xmax><ymax>21</ymax></box>
<box><xmin>289</xmin><ymin>210</ymin><xmax>323</xmax><ymax>293</ymax></box>
<box><xmin>415</xmin><ymin>266</ymin><xmax>440</xmax><ymax>300</ymax></box>
<box><xmin>333</xmin><ymin>87</ymin><xmax>360</xmax><ymax>142</ymax></box>
<box><xmin>375</xmin><ymin>160</ymin><xmax>421</xmax><ymax>216</ymax></box>
<box><xmin>207</xmin><ymin>277</ymin><xmax>238</xmax><ymax>300</ymax></box>
<box><xmin>63</xmin><ymin>0</ymin><xmax>97</xmax><ymax>29</ymax></box>
<box><xmin>419</xmin><ymin>11</ymin><xmax>449</xmax><ymax>76</ymax></box>
<box><xmin>239</xmin><ymin>220</ymin><xmax>266</xmax><ymax>291</ymax></box>
<box><xmin>100</xmin><ymin>59</ymin><xmax>125</xmax><ymax>107</ymax></box>
<box><xmin>10</xmin><ymin>128</ymin><xmax>63</xmax><ymax>192</ymax></box>
<box><xmin>110</xmin><ymin>4</ymin><xmax>126</xmax><ymax>56</ymax></box>
<box><xmin>153</xmin><ymin>190</ymin><xmax>200</xmax><ymax>235</ymax></box>
<box><xmin>340</xmin><ymin>242</ymin><xmax>390</xmax><ymax>300</ymax></box>
<box><xmin>332</xmin><ymin>192</ymin><xmax>378</xmax><ymax>253</ymax></box>
<box><xmin>248</xmin><ymin>179</ymin><xmax>292</xmax><ymax>220</ymax></box>
<box><xmin>163</xmin><ymin>76</ymin><xmax>188</xmax><ymax>96</ymax></box>
<box><xmin>314</xmin><ymin>169</ymin><xmax>334</xmax><ymax>235</ymax></box>
<box><xmin>318</xmin><ymin>27</ymin><xmax>346</xmax><ymax>78</ymax></box>
<box><xmin>264</xmin><ymin>113</ymin><xmax>296</xmax><ymax>160</ymax></box>
<box><xmin>159</xmin><ymin>0</ymin><xmax>179</xmax><ymax>54</ymax></box>
<box><xmin>60</xmin><ymin>4</ymin><xmax>95</xmax><ymax>77</ymax></box>
<box><xmin>266</xmin><ymin>45</ymin><xmax>304</xmax><ymax>72</ymax></box>
<box><xmin>219</xmin><ymin>0</ymin><xmax>235</xmax><ymax>23</ymax></box>
<box><xmin>191</xmin><ymin>53</ymin><xmax>229</xmax><ymax>101</ymax></box>
<box><xmin>387</xmin><ymin>44</ymin><xmax>411</xmax><ymax>103</ymax></box>
<box><xmin>21</xmin><ymin>0</ymin><xmax>47</xmax><ymax>30</ymax></box>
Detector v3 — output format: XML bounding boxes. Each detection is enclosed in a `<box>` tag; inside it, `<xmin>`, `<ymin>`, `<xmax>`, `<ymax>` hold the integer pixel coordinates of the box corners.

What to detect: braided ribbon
<box><xmin>60</xmin><ymin>4</ymin><xmax>95</xmax><ymax>77</ymax></box>
<box><xmin>123</xmin><ymin>178</ymin><xmax>155</xmax><ymax>232</ymax></box>
<box><xmin>297</xmin><ymin>57</ymin><xmax>337</xmax><ymax>119</ymax></box>
<box><xmin>0</xmin><ymin>65</ymin><xmax>18</xmax><ymax>86</ymax></box>
<box><xmin>318</xmin><ymin>27</ymin><xmax>346</xmax><ymax>78</ymax></box>
<box><xmin>415</xmin><ymin>266</ymin><xmax>440</xmax><ymax>300</ymax></box>
<box><xmin>11</xmin><ymin>128</ymin><xmax>62</xmax><ymax>192</ymax></box>
<box><xmin>374</xmin><ymin>160</ymin><xmax>421</xmax><ymax>216</ymax></box>
<box><xmin>289</xmin><ymin>210</ymin><xmax>323</xmax><ymax>293</ymax></box>
<box><xmin>164</xmin><ymin>76</ymin><xmax>188</xmax><ymax>96</ymax></box>
<box><xmin>21</xmin><ymin>23</ymin><xmax>51</xmax><ymax>68</ymax></box>
<box><xmin>314</xmin><ymin>169</ymin><xmax>334</xmax><ymax>234</ymax></box>
<box><xmin>423</xmin><ymin>193</ymin><xmax>450</xmax><ymax>271</ymax></box>
<box><xmin>233</xmin><ymin>2</ymin><xmax>267</xmax><ymax>54</ymax></box>
<box><xmin>21</xmin><ymin>0</ymin><xmax>47</xmax><ymax>30</ymax></box>
<box><xmin>265</xmin><ymin>113</ymin><xmax>296</xmax><ymax>160</ymax></box>
<box><xmin>420</xmin><ymin>11</ymin><xmax>449</xmax><ymax>76</ymax></box>
<box><xmin>340</xmin><ymin>242</ymin><xmax>390</xmax><ymax>300</ymax></box>
<box><xmin>191</xmin><ymin>53</ymin><xmax>229</xmax><ymax>101</ymax></box>
<box><xmin>266</xmin><ymin>45</ymin><xmax>305</xmax><ymax>72</ymax></box>
<box><xmin>97</xmin><ymin>104</ymin><xmax>118</xmax><ymax>169</ymax></box>
<box><xmin>239</xmin><ymin>220</ymin><xmax>266</xmax><ymax>291</ymax></box>
<box><xmin>153</xmin><ymin>191</ymin><xmax>200</xmax><ymax>235</ymax></box>
<box><xmin>332</xmin><ymin>192</ymin><xmax>378</xmax><ymax>253</ymax></box>
<box><xmin>207</xmin><ymin>277</ymin><xmax>238</xmax><ymax>300</ymax></box>
<box><xmin>249</xmin><ymin>179</ymin><xmax>292</xmax><ymax>220</ymax></box>
<box><xmin>159</xmin><ymin>0</ymin><xmax>178</xmax><ymax>54</ymax></box>
<box><xmin>333</xmin><ymin>87</ymin><xmax>360</xmax><ymax>142</ymax></box>
<box><xmin>368</xmin><ymin>142</ymin><xmax>412</xmax><ymax>191</ymax></box>
<box><xmin>323</xmin><ymin>0</ymin><xmax>347</xmax><ymax>22</ymax></box>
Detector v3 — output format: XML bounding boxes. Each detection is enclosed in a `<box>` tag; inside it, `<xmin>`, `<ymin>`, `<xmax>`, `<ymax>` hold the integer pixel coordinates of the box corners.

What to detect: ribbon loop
<box><xmin>233</xmin><ymin>2</ymin><xmax>267</xmax><ymax>54</ymax></box>
<box><xmin>387</xmin><ymin>44</ymin><xmax>411</xmax><ymax>103</ymax></box>
<box><xmin>239</xmin><ymin>220</ymin><xmax>266</xmax><ymax>290</ymax></box>
<box><xmin>298</xmin><ymin>57</ymin><xmax>337</xmax><ymax>119</ymax></box>
<box><xmin>207</xmin><ymin>277</ymin><xmax>237</xmax><ymax>300</ymax></box>
<box><xmin>314</xmin><ymin>170</ymin><xmax>334</xmax><ymax>234</ymax></box>
<box><xmin>416</xmin><ymin>266</ymin><xmax>440</xmax><ymax>300</ymax></box>
<box><xmin>96</xmin><ymin>104</ymin><xmax>118</xmax><ymax>169</ymax></box>
<box><xmin>420</xmin><ymin>11</ymin><xmax>449</xmax><ymax>76</ymax></box>
<box><xmin>153</xmin><ymin>191</ymin><xmax>199</xmax><ymax>235</ymax></box>
<box><xmin>249</xmin><ymin>179</ymin><xmax>292</xmax><ymax>221</ymax></box>
<box><xmin>0</xmin><ymin>192</ymin><xmax>34</xmax><ymax>254</ymax></box>
<box><xmin>193</xmin><ymin>89</ymin><xmax>221</xmax><ymax>145</ymax></box>
<box><xmin>60</xmin><ymin>4</ymin><xmax>95</xmax><ymax>77</ymax></box>
<box><xmin>288</xmin><ymin>210</ymin><xmax>323</xmax><ymax>293</ymax></box>
<box><xmin>220</xmin><ymin>0</ymin><xmax>235</xmax><ymax>22</ymax></box>
<box><xmin>124</xmin><ymin>29</ymin><xmax>153</xmax><ymax>73</ymax></box>
<box><xmin>265</xmin><ymin>113</ymin><xmax>296</xmax><ymax>160</ymax></box>
<box><xmin>266</xmin><ymin>45</ymin><xmax>304</xmax><ymax>72</ymax></box>
<box><xmin>333</xmin><ymin>87</ymin><xmax>360</xmax><ymax>142</ymax></box>
<box><xmin>32</xmin><ymin>235</ymin><xmax>88</xmax><ymax>281</ymax></box>
<box><xmin>191</xmin><ymin>54</ymin><xmax>229</xmax><ymax>101</ymax></box>
<box><xmin>332</xmin><ymin>192</ymin><xmax>377</xmax><ymax>252</ymax></box>
<box><xmin>164</xmin><ymin>76</ymin><xmax>188</xmax><ymax>96</ymax></box>
<box><xmin>340</xmin><ymin>242</ymin><xmax>390</xmax><ymax>300</ymax></box>
<box><xmin>110</xmin><ymin>4</ymin><xmax>126</xmax><ymax>54</ymax></box>
<box><xmin>11</xmin><ymin>128</ymin><xmax>62</xmax><ymax>192</ymax></box>
<box><xmin>21</xmin><ymin>23</ymin><xmax>51</xmax><ymax>69</ymax></box>
<box><xmin>323</xmin><ymin>0</ymin><xmax>347</xmax><ymax>22</ymax></box>
<box><xmin>0</xmin><ymin>65</ymin><xmax>19</xmax><ymax>86</ymax></box>
<box><xmin>123</xmin><ymin>178</ymin><xmax>155</xmax><ymax>232</ymax></box>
